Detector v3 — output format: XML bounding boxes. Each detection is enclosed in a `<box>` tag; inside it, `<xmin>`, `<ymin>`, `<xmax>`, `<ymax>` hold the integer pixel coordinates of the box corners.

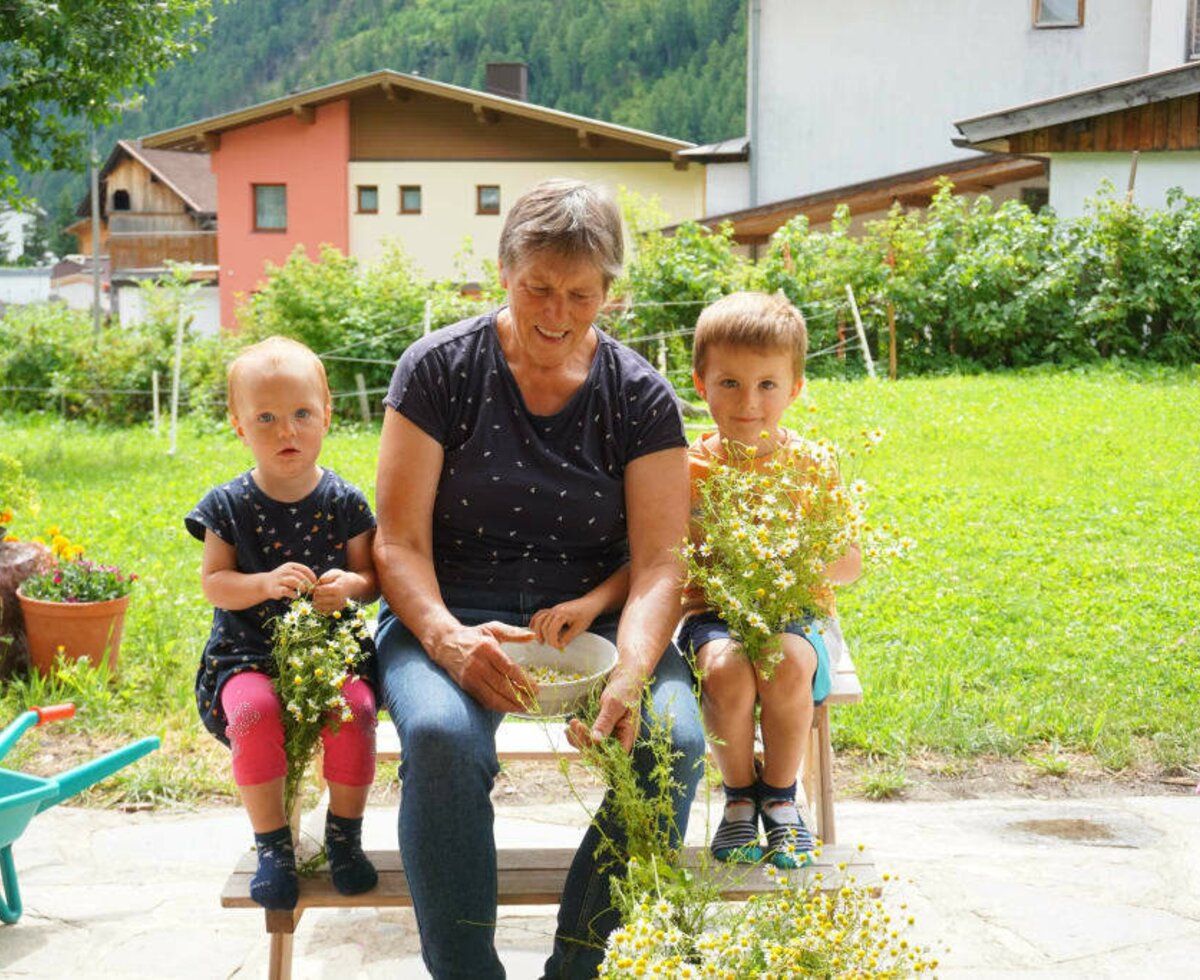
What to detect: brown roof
<box><xmin>672</xmin><ymin>154</ymin><xmax>1046</xmax><ymax>243</ymax></box>
<box><xmin>119</xmin><ymin>140</ymin><xmax>217</xmax><ymax>213</ymax></box>
<box><xmin>140</xmin><ymin>69</ymin><xmax>693</xmax><ymax>157</ymax></box>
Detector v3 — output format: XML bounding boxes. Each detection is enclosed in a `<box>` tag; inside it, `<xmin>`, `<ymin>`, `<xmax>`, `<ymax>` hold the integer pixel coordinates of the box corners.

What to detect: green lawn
<box><xmin>2</xmin><ymin>365</ymin><xmax>1197</xmax><ymax>802</ymax></box>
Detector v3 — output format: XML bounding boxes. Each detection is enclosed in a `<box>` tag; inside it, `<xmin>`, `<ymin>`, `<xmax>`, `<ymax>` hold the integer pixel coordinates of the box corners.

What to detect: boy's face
<box><xmin>230</xmin><ymin>359</ymin><xmax>331</xmax><ymax>488</ymax></box>
<box><xmin>693</xmin><ymin>344</ymin><xmax>803</xmax><ymax>454</ymax></box>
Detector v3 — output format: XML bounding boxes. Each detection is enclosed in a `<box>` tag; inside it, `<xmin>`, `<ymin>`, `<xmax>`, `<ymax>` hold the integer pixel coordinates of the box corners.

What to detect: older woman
<box><xmin>373</xmin><ymin>179</ymin><xmax>704</xmax><ymax>979</ymax></box>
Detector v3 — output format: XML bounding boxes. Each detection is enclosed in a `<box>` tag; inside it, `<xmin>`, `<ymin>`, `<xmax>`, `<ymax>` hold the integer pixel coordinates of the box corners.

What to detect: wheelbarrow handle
<box><xmin>34</xmin><ymin>703</ymin><xmax>76</xmax><ymax>726</ymax></box>
<box><xmin>37</xmin><ymin>736</ymin><xmax>161</xmax><ymax>813</ymax></box>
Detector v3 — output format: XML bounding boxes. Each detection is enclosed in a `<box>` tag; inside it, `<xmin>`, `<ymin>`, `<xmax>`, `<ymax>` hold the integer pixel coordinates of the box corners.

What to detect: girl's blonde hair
<box><xmin>692</xmin><ymin>291</ymin><xmax>808</xmax><ymax>378</ymax></box>
<box><xmin>227</xmin><ymin>336</ymin><xmax>330</xmax><ymax>416</ymax></box>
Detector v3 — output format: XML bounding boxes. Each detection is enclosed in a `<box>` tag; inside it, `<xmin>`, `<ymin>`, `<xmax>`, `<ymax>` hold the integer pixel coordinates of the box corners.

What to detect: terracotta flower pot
<box><xmin>15</xmin><ymin>589</ymin><xmax>130</xmax><ymax>676</ymax></box>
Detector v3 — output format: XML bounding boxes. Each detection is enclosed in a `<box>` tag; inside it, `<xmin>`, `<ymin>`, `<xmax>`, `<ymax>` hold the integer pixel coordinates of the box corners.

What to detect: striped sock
<box><xmin>710</xmin><ymin>783</ymin><xmax>762</xmax><ymax>864</ymax></box>
<box><xmin>759</xmin><ymin>780</ymin><xmax>814</xmax><ymax>869</ymax></box>
<box><xmin>250</xmin><ymin>825</ymin><xmax>299</xmax><ymax>910</ymax></box>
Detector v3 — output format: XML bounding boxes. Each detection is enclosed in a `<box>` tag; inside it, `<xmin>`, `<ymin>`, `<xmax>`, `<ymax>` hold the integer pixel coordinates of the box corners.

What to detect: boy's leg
<box><xmin>321</xmin><ymin>677</ymin><xmax>378</xmax><ymax>895</ymax></box>
<box><xmin>376</xmin><ymin>606</ymin><xmax>506</xmax><ymax>980</ymax></box>
<box><xmin>220</xmin><ymin>672</ymin><xmax>296</xmax><ymax>910</ymax></box>
<box><xmin>757</xmin><ymin>629</ymin><xmax>828</xmax><ymax>868</ymax></box>
<box><xmin>696</xmin><ymin>637</ymin><xmax>763</xmax><ymax>863</ymax></box>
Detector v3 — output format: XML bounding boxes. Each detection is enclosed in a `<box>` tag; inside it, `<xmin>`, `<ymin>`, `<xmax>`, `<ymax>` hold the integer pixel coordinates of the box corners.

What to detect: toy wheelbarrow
<box><xmin>0</xmin><ymin>703</ymin><xmax>159</xmax><ymax>924</ymax></box>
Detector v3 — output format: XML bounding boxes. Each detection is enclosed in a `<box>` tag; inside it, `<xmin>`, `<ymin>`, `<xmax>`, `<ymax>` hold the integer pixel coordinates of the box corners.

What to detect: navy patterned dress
<box><xmin>185</xmin><ymin>468</ymin><xmax>376</xmax><ymax>742</ymax></box>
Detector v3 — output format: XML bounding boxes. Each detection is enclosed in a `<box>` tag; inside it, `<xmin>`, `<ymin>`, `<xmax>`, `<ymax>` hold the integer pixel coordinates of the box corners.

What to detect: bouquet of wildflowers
<box><xmin>598</xmin><ymin>861</ymin><xmax>940</xmax><ymax>977</ymax></box>
<box><xmin>271</xmin><ymin>599</ymin><xmax>373</xmax><ymax>817</ymax></box>
<box><xmin>682</xmin><ymin>429</ymin><xmax>911</xmax><ymax>676</ymax></box>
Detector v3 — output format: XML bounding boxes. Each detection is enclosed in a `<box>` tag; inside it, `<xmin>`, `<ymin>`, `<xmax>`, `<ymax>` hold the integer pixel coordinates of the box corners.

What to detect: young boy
<box><xmin>678</xmin><ymin>292</ymin><xmax>862</xmax><ymax>868</ymax></box>
<box><xmin>186</xmin><ymin>336</ymin><xmax>380</xmax><ymax>910</ymax></box>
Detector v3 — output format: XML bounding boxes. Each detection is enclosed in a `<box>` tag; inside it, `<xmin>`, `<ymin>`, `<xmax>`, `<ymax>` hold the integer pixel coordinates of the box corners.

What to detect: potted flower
<box><xmin>16</xmin><ymin>528</ymin><xmax>137</xmax><ymax>676</ymax></box>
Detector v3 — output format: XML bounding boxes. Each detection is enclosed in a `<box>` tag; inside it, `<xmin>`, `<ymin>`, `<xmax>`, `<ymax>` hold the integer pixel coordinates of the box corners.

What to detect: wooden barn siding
<box><xmin>110</xmin><ymin>232</ymin><xmax>217</xmax><ymax>269</ymax></box>
<box><xmin>1010</xmin><ymin>94</ymin><xmax>1200</xmax><ymax>153</ymax></box>
<box><xmin>349</xmin><ymin>89</ymin><xmax>669</xmax><ymax>162</ymax></box>
<box><xmin>107</xmin><ymin>157</ymin><xmax>192</xmax><ymax>214</ymax></box>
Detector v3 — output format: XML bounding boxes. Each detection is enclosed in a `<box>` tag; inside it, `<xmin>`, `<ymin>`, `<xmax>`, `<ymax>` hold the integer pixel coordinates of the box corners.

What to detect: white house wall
<box><xmin>1147</xmin><ymin>0</ymin><xmax>1192</xmax><ymax>70</ymax></box>
<box><xmin>0</xmin><ymin>267</ymin><xmax>51</xmax><ymax>304</ymax></box>
<box><xmin>116</xmin><ymin>281</ymin><xmax>222</xmax><ymax>336</ymax></box>
<box><xmin>755</xmin><ymin>0</ymin><xmax>1159</xmax><ymax>205</ymax></box>
<box><xmin>347</xmin><ymin>161</ymin><xmax>705</xmax><ymax>279</ymax></box>
<box><xmin>704</xmin><ymin>162</ymin><xmax>752</xmax><ymax>217</ymax></box>
<box><xmin>1048</xmin><ymin>151</ymin><xmax>1200</xmax><ymax>218</ymax></box>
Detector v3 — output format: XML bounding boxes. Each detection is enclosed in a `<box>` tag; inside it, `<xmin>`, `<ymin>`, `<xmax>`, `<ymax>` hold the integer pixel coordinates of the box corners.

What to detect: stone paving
<box><xmin>2</xmin><ymin>792</ymin><xmax>1198</xmax><ymax>978</ymax></box>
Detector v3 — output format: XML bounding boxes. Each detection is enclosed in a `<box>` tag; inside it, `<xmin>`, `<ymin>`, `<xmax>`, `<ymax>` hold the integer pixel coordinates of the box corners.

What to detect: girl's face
<box><xmin>693</xmin><ymin>344</ymin><xmax>803</xmax><ymax>456</ymax></box>
<box><xmin>231</xmin><ymin>361</ymin><xmax>331</xmax><ymax>496</ymax></box>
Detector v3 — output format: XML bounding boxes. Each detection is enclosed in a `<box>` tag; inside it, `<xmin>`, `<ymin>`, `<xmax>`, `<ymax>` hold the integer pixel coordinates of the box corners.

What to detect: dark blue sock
<box><xmin>251</xmin><ymin>825</ymin><xmax>299</xmax><ymax>910</ymax></box>
<box><xmin>325</xmin><ymin>810</ymin><xmax>378</xmax><ymax>896</ymax></box>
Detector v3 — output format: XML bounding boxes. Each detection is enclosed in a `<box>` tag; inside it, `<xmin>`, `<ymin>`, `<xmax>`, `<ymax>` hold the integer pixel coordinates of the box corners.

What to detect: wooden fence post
<box><xmin>355</xmin><ymin>373</ymin><xmax>371</xmax><ymax>424</ymax></box>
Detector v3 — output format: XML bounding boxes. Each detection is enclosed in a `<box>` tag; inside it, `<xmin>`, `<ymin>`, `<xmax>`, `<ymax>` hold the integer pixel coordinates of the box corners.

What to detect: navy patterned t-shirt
<box><xmin>384</xmin><ymin>309</ymin><xmax>686</xmax><ymax>613</ymax></box>
<box><xmin>185</xmin><ymin>468</ymin><xmax>376</xmax><ymax>740</ymax></box>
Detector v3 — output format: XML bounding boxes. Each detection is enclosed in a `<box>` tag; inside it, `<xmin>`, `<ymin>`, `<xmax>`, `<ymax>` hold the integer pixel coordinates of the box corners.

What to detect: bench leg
<box><xmin>268</xmin><ymin>932</ymin><xmax>294</xmax><ymax>980</ymax></box>
<box><xmin>266</xmin><ymin>910</ymin><xmax>298</xmax><ymax>980</ymax></box>
<box><xmin>814</xmin><ymin>703</ymin><xmax>837</xmax><ymax>845</ymax></box>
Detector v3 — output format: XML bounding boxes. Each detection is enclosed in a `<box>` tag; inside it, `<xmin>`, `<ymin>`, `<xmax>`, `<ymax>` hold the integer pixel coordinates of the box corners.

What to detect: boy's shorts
<box><xmin>677</xmin><ymin>612</ymin><xmax>833</xmax><ymax>707</ymax></box>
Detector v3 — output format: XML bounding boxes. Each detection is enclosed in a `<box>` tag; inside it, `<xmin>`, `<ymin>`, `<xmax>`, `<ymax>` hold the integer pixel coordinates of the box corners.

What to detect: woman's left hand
<box><xmin>567</xmin><ymin>664</ymin><xmax>644</xmax><ymax>754</ymax></box>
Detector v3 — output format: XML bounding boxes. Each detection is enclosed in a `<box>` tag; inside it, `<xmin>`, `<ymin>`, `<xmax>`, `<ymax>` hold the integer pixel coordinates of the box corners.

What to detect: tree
<box><xmin>0</xmin><ymin>0</ymin><xmax>223</xmax><ymax>207</ymax></box>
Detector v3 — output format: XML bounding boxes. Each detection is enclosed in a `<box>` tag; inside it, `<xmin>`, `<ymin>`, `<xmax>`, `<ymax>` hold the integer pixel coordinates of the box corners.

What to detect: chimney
<box><xmin>485</xmin><ymin>62</ymin><xmax>528</xmax><ymax>101</ymax></box>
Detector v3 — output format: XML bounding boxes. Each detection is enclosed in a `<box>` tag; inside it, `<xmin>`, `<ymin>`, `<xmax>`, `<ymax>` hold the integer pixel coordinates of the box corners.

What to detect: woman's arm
<box><xmin>373</xmin><ymin>408</ymin><xmax>532</xmax><ymax>711</ymax></box>
<box><xmin>584</xmin><ymin>446</ymin><xmax>689</xmax><ymax>751</ymax></box>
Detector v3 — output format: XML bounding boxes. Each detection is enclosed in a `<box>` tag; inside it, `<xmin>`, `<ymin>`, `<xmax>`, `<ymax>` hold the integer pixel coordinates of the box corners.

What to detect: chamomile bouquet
<box><xmin>271</xmin><ymin>599</ymin><xmax>373</xmax><ymax>816</ymax></box>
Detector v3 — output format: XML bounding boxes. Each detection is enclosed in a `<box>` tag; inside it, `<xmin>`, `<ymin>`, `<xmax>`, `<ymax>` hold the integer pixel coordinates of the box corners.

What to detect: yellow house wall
<box><xmin>347</xmin><ymin>160</ymin><xmax>705</xmax><ymax>279</ymax></box>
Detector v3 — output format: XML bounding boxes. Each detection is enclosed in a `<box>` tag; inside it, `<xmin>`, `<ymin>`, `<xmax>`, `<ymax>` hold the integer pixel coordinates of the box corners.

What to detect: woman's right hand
<box><xmin>433</xmin><ymin>621</ymin><xmax>538</xmax><ymax>713</ymax></box>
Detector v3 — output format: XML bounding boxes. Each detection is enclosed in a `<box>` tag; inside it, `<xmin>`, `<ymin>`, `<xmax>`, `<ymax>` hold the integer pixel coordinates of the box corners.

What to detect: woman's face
<box><xmin>499</xmin><ymin>250</ymin><xmax>608</xmax><ymax>370</ymax></box>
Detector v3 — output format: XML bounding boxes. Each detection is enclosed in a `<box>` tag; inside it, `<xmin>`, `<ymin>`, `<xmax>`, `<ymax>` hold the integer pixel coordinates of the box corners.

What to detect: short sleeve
<box><xmin>338</xmin><ymin>480</ymin><xmax>377</xmax><ymax>539</ymax></box>
<box><xmin>623</xmin><ymin>367</ymin><xmax>687</xmax><ymax>464</ymax></box>
<box><xmin>384</xmin><ymin>341</ymin><xmax>452</xmax><ymax>445</ymax></box>
<box><xmin>185</xmin><ymin>487</ymin><xmax>236</xmax><ymax>545</ymax></box>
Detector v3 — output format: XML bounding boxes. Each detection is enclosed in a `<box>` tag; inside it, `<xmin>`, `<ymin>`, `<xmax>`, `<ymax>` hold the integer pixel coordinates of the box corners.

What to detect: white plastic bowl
<box><xmin>502</xmin><ymin>632</ymin><xmax>617</xmax><ymax>717</ymax></box>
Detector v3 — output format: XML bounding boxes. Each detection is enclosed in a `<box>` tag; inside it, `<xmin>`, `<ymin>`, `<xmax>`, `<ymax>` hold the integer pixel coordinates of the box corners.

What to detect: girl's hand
<box><xmin>529</xmin><ymin>596</ymin><xmax>598</xmax><ymax>650</ymax></box>
<box><xmin>263</xmin><ymin>562</ymin><xmax>317</xmax><ymax>602</ymax></box>
<box><xmin>311</xmin><ymin>568</ymin><xmax>354</xmax><ymax>613</ymax></box>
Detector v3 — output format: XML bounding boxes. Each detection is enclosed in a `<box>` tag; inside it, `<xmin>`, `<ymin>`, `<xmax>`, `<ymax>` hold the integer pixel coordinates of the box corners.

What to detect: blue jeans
<box><xmin>376</xmin><ymin>595</ymin><xmax>705</xmax><ymax>980</ymax></box>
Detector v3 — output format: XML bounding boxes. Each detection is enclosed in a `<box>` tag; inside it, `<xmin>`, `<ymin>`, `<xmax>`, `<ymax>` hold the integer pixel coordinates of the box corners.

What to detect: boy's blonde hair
<box><xmin>227</xmin><ymin>336</ymin><xmax>331</xmax><ymax>417</ymax></box>
<box><xmin>692</xmin><ymin>291</ymin><xmax>808</xmax><ymax>378</ymax></box>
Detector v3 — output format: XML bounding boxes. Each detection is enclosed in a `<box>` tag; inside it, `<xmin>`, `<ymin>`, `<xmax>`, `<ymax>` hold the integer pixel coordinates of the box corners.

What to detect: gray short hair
<box><xmin>498</xmin><ymin>179</ymin><xmax>624</xmax><ymax>286</ymax></box>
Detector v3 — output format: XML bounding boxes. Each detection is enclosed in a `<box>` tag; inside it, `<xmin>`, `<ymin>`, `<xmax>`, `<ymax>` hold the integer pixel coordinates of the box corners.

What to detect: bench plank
<box><xmin>222</xmin><ymin>844</ymin><xmax>880</xmax><ymax>919</ymax></box>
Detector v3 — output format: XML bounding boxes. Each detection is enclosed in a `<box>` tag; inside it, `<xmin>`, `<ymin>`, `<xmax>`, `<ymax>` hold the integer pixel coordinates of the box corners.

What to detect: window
<box><xmin>356</xmin><ymin>185</ymin><xmax>379</xmax><ymax>214</ymax></box>
<box><xmin>400</xmin><ymin>185</ymin><xmax>422</xmax><ymax>214</ymax></box>
<box><xmin>111</xmin><ymin>189</ymin><xmax>131</xmax><ymax>211</ymax></box>
<box><xmin>1021</xmin><ymin>187</ymin><xmax>1050</xmax><ymax>214</ymax></box>
<box><xmin>253</xmin><ymin>184</ymin><xmax>287</xmax><ymax>231</ymax></box>
<box><xmin>476</xmin><ymin>184</ymin><xmax>501</xmax><ymax>215</ymax></box>
<box><xmin>1189</xmin><ymin>0</ymin><xmax>1200</xmax><ymax>60</ymax></box>
<box><xmin>1033</xmin><ymin>0</ymin><xmax>1084</xmax><ymax>28</ymax></box>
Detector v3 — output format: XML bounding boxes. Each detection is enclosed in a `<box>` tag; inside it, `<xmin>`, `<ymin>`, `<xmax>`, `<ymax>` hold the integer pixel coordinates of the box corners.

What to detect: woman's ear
<box><xmin>497</xmin><ymin>260</ymin><xmax>509</xmax><ymax>290</ymax></box>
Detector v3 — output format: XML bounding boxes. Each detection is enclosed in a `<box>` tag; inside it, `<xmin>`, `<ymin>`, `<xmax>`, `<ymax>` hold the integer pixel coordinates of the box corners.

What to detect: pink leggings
<box><xmin>220</xmin><ymin>671</ymin><xmax>377</xmax><ymax>787</ymax></box>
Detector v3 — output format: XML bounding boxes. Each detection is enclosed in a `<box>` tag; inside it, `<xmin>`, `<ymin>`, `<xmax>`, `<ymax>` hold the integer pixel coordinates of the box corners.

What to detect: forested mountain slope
<box><xmin>15</xmin><ymin>0</ymin><xmax>747</xmax><ymax>225</ymax></box>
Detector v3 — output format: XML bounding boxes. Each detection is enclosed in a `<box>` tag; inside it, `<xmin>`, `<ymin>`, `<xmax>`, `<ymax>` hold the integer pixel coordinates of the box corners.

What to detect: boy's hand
<box><xmin>529</xmin><ymin>596</ymin><xmax>597</xmax><ymax>650</ymax></box>
<box><xmin>263</xmin><ymin>562</ymin><xmax>317</xmax><ymax>602</ymax></box>
<box><xmin>311</xmin><ymin>568</ymin><xmax>355</xmax><ymax>613</ymax></box>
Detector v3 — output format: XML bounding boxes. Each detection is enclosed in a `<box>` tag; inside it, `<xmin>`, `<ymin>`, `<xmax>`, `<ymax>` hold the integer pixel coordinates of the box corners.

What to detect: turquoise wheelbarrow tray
<box><xmin>0</xmin><ymin>703</ymin><xmax>159</xmax><ymax>924</ymax></box>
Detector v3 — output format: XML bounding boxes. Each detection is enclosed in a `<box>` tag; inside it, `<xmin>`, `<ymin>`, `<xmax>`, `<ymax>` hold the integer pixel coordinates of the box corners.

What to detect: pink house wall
<box><xmin>212</xmin><ymin>101</ymin><xmax>350</xmax><ymax>327</ymax></box>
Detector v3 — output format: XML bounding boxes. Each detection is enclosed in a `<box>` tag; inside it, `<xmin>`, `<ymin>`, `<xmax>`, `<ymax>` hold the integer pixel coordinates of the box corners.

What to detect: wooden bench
<box><xmin>223</xmin><ymin>843</ymin><xmax>879</xmax><ymax>980</ymax></box>
<box><xmin>227</xmin><ymin>646</ymin><xmax>863</xmax><ymax>978</ymax></box>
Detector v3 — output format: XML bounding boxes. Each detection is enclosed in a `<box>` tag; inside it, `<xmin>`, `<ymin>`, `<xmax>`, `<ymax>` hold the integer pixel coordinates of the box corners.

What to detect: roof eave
<box><xmin>141</xmin><ymin>69</ymin><xmax>694</xmax><ymax>155</ymax></box>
